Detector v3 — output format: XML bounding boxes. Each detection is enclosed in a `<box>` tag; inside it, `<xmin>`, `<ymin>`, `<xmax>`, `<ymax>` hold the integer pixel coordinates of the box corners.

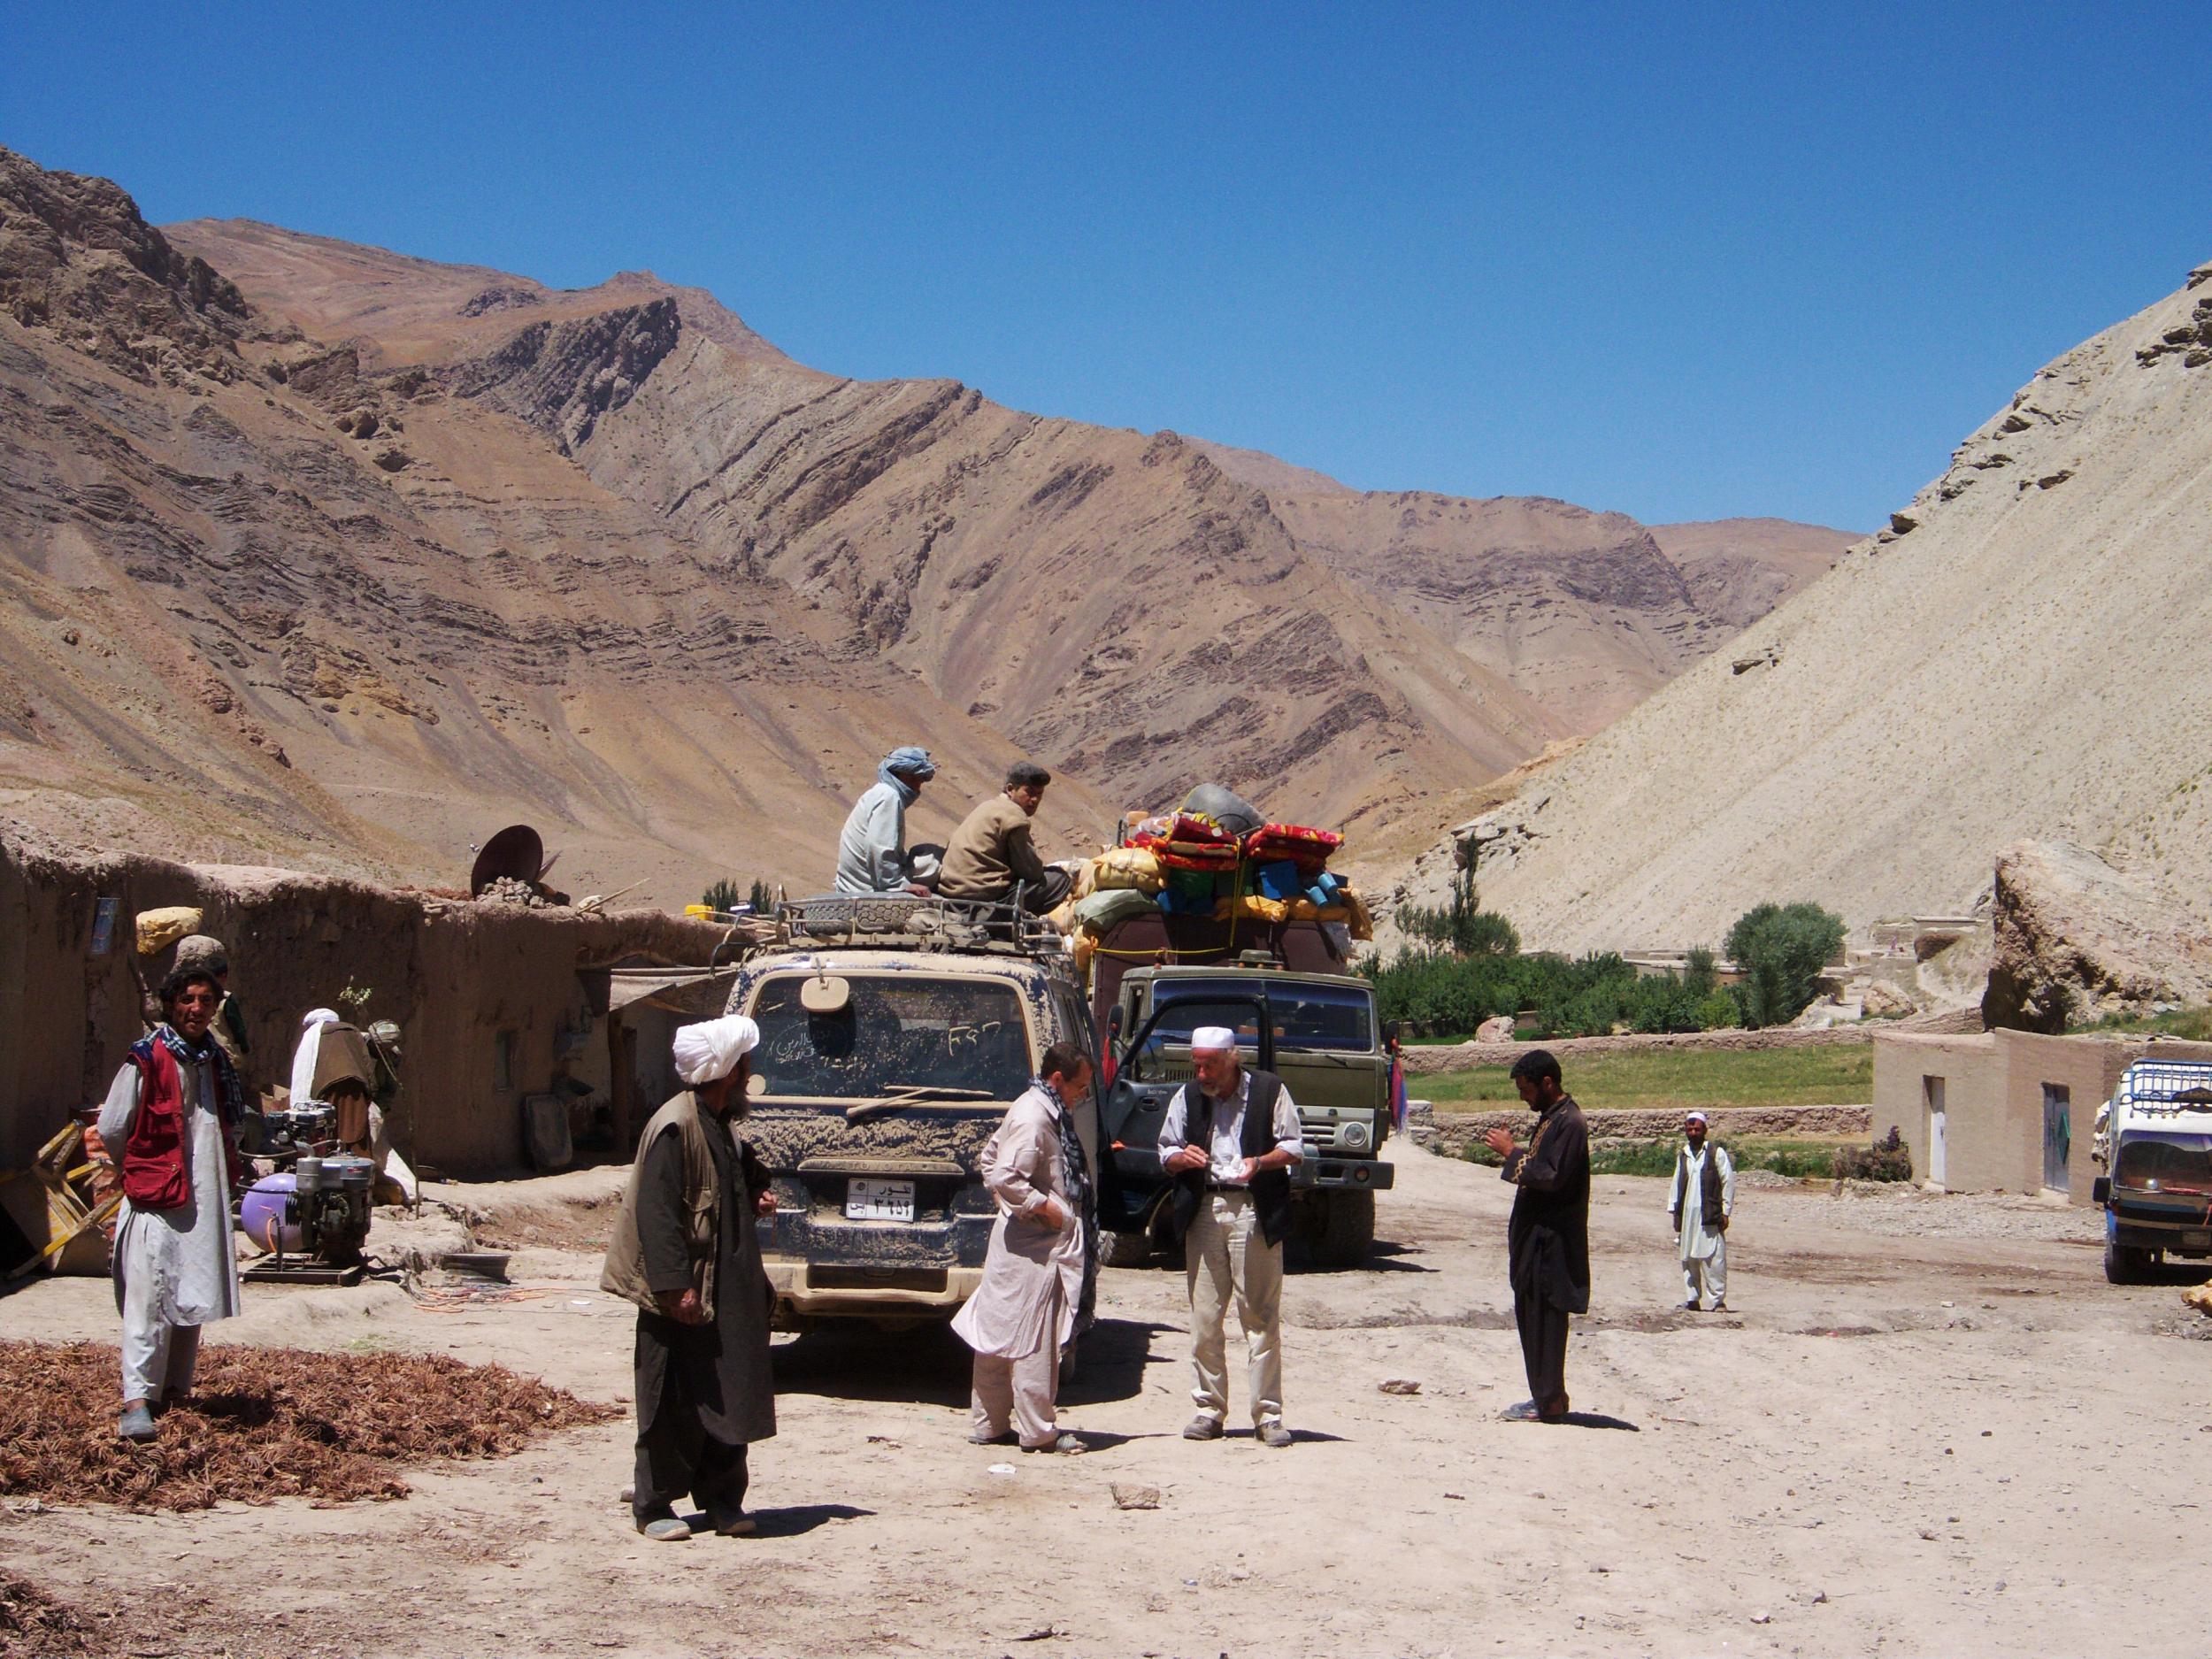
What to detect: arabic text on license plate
<box><xmin>847</xmin><ymin>1178</ymin><xmax>916</xmax><ymax>1221</ymax></box>
<box><xmin>2182</xmin><ymin>1229</ymin><xmax>2211</xmax><ymax>1249</ymax></box>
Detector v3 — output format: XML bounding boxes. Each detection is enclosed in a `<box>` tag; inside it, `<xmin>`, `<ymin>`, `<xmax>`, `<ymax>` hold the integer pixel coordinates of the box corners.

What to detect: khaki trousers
<box><xmin>1184</xmin><ymin>1191</ymin><xmax>1284</xmax><ymax>1427</ymax></box>
<box><xmin>970</xmin><ymin>1340</ymin><xmax>1062</xmax><ymax>1448</ymax></box>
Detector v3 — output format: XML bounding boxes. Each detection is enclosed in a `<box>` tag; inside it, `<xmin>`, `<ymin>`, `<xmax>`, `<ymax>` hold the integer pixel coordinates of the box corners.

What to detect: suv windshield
<box><xmin>749</xmin><ymin>974</ymin><xmax>1031</xmax><ymax>1102</ymax></box>
<box><xmin>1150</xmin><ymin>978</ymin><xmax>1374</xmax><ymax>1052</ymax></box>
<box><xmin>2115</xmin><ymin>1132</ymin><xmax>2212</xmax><ymax>1195</ymax></box>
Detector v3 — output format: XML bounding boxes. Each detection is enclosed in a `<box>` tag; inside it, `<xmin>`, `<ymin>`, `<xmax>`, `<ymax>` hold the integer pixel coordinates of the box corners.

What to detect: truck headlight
<box><xmin>1339</xmin><ymin>1120</ymin><xmax>1370</xmax><ymax>1151</ymax></box>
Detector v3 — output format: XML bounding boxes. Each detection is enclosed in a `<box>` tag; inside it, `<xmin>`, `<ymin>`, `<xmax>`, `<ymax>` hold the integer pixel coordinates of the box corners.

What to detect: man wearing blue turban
<box><xmin>835</xmin><ymin>746</ymin><xmax>937</xmax><ymax>895</ymax></box>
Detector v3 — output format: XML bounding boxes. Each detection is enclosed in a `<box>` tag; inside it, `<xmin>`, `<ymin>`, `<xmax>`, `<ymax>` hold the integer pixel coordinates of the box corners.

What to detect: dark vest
<box><xmin>1167</xmin><ymin>1068</ymin><xmax>1293</xmax><ymax>1248</ymax></box>
<box><xmin>1670</xmin><ymin>1141</ymin><xmax>1726</xmax><ymax>1230</ymax></box>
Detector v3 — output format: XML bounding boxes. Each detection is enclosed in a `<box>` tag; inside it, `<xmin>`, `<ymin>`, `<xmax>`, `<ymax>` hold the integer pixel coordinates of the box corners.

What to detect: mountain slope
<box><xmin>1406</xmin><ymin>261</ymin><xmax>2212</xmax><ymax>949</ymax></box>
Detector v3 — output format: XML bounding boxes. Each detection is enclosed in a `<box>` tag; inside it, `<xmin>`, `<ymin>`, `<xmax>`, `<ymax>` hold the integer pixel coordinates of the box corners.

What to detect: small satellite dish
<box><xmin>471</xmin><ymin>824</ymin><xmax>555</xmax><ymax>896</ymax></box>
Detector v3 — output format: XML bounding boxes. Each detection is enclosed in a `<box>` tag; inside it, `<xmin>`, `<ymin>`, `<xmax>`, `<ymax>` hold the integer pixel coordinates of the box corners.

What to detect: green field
<box><xmin>1422</xmin><ymin>1043</ymin><xmax>1873</xmax><ymax>1113</ymax></box>
<box><xmin>1459</xmin><ymin>1133</ymin><xmax>1861</xmax><ymax>1178</ymax></box>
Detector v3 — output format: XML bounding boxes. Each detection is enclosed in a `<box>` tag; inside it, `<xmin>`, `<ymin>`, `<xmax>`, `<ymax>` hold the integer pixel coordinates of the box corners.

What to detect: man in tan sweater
<box><xmin>935</xmin><ymin>762</ymin><xmax>1072</xmax><ymax>913</ymax></box>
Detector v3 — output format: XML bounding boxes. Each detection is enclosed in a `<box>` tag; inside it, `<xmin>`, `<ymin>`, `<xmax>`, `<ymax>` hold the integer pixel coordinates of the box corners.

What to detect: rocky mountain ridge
<box><xmin>2</xmin><ymin>142</ymin><xmax>1847</xmax><ymax>902</ymax></box>
<box><xmin>1402</xmin><ymin>258</ymin><xmax>2212</xmax><ymax>951</ymax></box>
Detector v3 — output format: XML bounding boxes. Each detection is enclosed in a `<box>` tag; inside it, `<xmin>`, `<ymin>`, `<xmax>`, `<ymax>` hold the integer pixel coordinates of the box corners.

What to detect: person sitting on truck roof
<box><xmin>835</xmin><ymin>745</ymin><xmax>938</xmax><ymax>896</ymax></box>
<box><xmin>935</xmin><ymin>761</ymin><xmax>1073</xmax><ymax>914</ymax></box>
<box><xmin>953</xmin><ymin>1041</ymin><xmax>1094</xmax><ymax>1455</ymax></box>
<box><xmin>1158</xmin><ymin>1025</ymin><xmax>1303</xmax><ymax>1448</ymax></box>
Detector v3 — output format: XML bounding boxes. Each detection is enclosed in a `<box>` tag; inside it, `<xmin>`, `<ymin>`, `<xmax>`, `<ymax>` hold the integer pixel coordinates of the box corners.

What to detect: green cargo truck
<box><xmin>1087</xmin><ymin>912</ymin><xmax>1396</xmax><ymax>1268</ymax></box>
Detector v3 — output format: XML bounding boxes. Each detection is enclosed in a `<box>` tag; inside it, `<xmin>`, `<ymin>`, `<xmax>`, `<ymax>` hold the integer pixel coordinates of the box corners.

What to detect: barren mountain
<box><xmin>1194</xmin><ymin>452</ymin><xmax>1852</xmax><ymax>731</ymax></box>
<box><xmin>1</xmin><ymin>143</ymin><xmax>1841</xmax><ymax>903</ymax></box>
<box><xmin>1402</xmin><ymin>261</ymin><xmax>2212</xmax><ymax>949</ymax></box>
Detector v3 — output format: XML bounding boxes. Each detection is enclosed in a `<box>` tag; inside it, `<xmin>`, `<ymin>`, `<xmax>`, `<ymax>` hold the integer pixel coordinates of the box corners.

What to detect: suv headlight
<box><xmin>1339</xmin><ymin>1119</ymin><xmax>1371</xmax><ymax>1151</ymax></box>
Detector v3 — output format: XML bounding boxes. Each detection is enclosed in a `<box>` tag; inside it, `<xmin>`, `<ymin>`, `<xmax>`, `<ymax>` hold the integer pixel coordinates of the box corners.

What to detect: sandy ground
<box><xmin>5</xmin><ymin>1142</ymin><xmax>2209</xmax><ymax>1658</ymax></box>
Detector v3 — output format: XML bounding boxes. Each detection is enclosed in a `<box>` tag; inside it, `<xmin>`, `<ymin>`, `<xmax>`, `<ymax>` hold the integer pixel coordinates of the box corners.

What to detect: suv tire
<box><xmin>1099</xmin><ymin>1228</ymin><xmax>1153</xmax><ymax>1268</ymax></box>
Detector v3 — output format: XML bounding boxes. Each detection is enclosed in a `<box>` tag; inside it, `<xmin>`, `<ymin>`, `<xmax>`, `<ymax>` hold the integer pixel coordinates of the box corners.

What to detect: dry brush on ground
<box><xmin>0</xmin><ymin>1340</ymin><xmax>618</xmax><ymax>1512</ymax></box>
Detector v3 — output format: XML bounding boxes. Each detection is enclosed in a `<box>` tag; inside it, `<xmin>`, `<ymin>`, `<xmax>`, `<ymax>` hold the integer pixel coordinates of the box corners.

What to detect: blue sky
<box><xmin>5</xmin><ymin>3</ymin><xmax>2204</xmax><ymax>529</ymax></box>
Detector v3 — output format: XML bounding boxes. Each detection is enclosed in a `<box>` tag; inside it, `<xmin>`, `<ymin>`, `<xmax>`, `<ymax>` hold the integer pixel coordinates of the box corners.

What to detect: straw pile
<box><xmin>0</xmin><ymin>1573</ymin><xmax>103</xmax><ymax>1658</ymax></box>
<box><xmin>0</xmin><ymin>1340</ymin><xmax>619</xmax><ymax>1512</ymax></box>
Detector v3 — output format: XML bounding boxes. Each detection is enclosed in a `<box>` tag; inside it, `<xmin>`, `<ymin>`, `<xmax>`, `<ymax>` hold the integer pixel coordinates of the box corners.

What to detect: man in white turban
<box><xmin>1156</xmin><ymin>1024</ymin><xmax>1303</xmax><ymax>1447</ymax></box>
<box><xmin>1668</xmin><ymin>1110</ymin><xmax>1735</xmax><ymax>1311</ymax></box>
<box><xmin>601</xmin><ymin>1014</ymin><xmax>778</xmax><ymax>1540</ymax></box>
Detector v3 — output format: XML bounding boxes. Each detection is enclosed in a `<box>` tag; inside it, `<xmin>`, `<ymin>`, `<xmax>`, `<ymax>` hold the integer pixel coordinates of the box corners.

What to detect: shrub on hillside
<box><xmin>1725</xmin><ymin>901</ymin><xmax>1847</xmax><ymax>1027</ymax></box>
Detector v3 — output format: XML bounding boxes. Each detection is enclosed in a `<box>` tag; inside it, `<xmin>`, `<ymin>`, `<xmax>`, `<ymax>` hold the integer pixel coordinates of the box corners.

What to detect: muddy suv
<box><xmin>1098</xmin><ymin>961</ymin><xmax>1396</xmax><ymax>1268</ymax></box>
<box><xmin>722</xmin><ymin>895</ymin><xmax>1101</xmax><ymax>1330</ymax></box>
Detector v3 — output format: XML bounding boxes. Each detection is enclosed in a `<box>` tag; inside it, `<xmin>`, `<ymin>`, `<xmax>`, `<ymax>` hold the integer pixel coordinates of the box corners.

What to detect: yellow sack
<box><xmin>1045</xmin><ymin>900</ymin><xmax>1079</xmax><ymax>935</ymax></box>
<box><xmin>135</xmin><ymin>906</ymin><xmax>204</xmax><ymax>956</ymax></box>
<box><xmin>1071</xmin><ymin>933</ymin><xmax>1097</xmax><ymax>975</ymax></box>
<box><xmin>1093</xmin><ymin>846</ymin><xmax>1164</xmax><ymax>894</ymax></box>
<box><xmin>1341</xmin><ymin>887</ymin><xmax>1374</xmax><ymax>942</ymax></box>
<box><xmin>1232</xmin><ymin>895</ymin><xmax>1291</xmax><ymax>925</ymax></box>
<box><xmin>1070</xmin><ymin>858</ymin><xmax>1099</xmax><ymax>902</ymax></box>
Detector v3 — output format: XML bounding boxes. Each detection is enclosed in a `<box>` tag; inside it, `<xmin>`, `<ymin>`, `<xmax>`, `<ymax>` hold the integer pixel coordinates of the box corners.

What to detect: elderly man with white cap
<box><xmin>1668</xmin><ymin>1110</ymin><xmax>1736</xmax><ymax>1311</ymax></box>
<box><xmin>1157</xmin><ymin>1024</ymin><xmax>1303</xmax><ymax>1447</ymax></box>
<box><xmin>601</xmin><ymin>1015</ymin><xmax>779</xmax><ymax>1540</ymax></box>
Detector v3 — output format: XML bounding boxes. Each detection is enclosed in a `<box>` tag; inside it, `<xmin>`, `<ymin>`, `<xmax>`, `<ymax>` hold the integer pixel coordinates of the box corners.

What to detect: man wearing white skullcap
<box><xmin>1668</xmin><ymin>1110</ymin><xmax>1735</xmax><ymax>1311</ymax></box>
<box><xmin>602</xmin><ymin>1015</ymin><xmax>778</xmax><ymax>1540</ymax></box>
<box><xmin>1156</xmin><ymin>1023</ymin><xmax>1302</xmax><ymax>1447</ymax></box>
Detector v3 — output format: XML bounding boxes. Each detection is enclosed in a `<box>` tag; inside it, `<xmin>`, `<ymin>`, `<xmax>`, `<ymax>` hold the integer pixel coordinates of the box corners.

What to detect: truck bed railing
<box><xmin>2120</xmin><ymin>1059</ymin><xmax>2212</xmax><ymax>1111</ymax></box>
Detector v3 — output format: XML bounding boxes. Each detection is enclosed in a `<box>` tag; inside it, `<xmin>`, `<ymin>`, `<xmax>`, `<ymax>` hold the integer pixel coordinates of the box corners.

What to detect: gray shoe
<box><xmin>704</xmin><ymin>1505</ymin><xmax>757</xmax><ymax>1537</ymax></box>
<box><xmin>1181</xmin><ymin>1416</ymin><xmax>1224</xmax><ymax>1440</ymax></box>
<box><xmin>1022</xmin><ymin>1432</ymin><xmax>1087</xmax><ymax>1455</ymax></box>
<box><xmin>118</xmin><ymin>1403</ymin><xmax>156</xmax><ymax>1443</ymax></box>
<box><xmin>966</xmin><ymin>1429</ymin><xmax>1018</xmax><ymax>1447</ymax></box>
<box><xmin>1258</xmin><ymin>1422</ymin><xmax>1294</xmax><ymax>1448</ymax></box>
<box><xmin>1684</xmin><ymin>1299</ymin><xmax>1701</xmax><ymax>1311</ymax></box>
<box><xmin>635</xmin><ymin>1513</ymin><xmax>691</xmax><ymax>1541</ymax></box>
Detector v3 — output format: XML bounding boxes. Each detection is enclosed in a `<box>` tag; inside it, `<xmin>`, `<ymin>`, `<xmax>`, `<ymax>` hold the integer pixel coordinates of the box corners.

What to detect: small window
<box><xmin>494</xmin><ymin>1030</ymin><xmax>517</xmax><ymax>1092</ymax></box>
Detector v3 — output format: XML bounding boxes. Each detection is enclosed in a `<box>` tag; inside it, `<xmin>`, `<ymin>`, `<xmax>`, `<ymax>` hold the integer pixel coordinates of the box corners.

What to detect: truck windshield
<box><xmin>2115</xmin><ymin>1133</ymin><xmax>2212</xmax><ymax>1195</ymax></box>
<box><xmin>1152</xmin><ymin>979</ymin><xmax>1374</xmax><ymax>1052</ymax></box>
<box><xmin>749</xmin><ymin>975</ymin><xmax>1031</xmax><ymax>1102</ymax></box>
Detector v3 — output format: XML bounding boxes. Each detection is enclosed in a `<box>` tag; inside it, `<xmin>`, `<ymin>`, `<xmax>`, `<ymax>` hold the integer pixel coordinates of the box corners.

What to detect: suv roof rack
<box><xmin>769</xmin><ymin>890</ymin><xmax>1069</xmax><ymax>959</ymax></box>
<box><xmin>2121</xmin><ymin>1057</ymin><xmax>2212</xmax><ymax>1111</ymax></box>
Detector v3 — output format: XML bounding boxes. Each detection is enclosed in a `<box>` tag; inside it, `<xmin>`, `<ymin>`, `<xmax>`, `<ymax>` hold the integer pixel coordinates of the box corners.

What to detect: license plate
<box><xmin>2184</xmin><ymin>1230</ymin><xmax>2211</xmax><ymax>1250</ymax></box>
<box><xmin>846</xmin><ymin>1178</ymin><xmax>915</xmax><ymax>1221</ymax></box>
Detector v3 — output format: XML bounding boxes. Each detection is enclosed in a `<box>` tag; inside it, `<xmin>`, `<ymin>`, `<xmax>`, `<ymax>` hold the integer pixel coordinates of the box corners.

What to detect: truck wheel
<box><xmin>1310</xmin><ymin>1191</ymin><xmax>1376</xmax><ymax>1269</ymax></box>
<box><xmin>2104</xmin><ymin>1236</ymin><xmax>2155</xmax><ymax>1284</ymax></box>
<box><xmin>1099</xmin><ymin>1228</ymin><xmax>1153</xmax><ymax>1268</ymax></box>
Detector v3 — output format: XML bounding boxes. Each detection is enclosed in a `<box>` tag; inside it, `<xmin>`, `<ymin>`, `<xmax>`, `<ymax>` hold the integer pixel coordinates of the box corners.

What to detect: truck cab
<box><xmin>722</xmin><ymin>895</ymin><xmax>1100</xmax><ymax>1329</ymax></box>
<box><xmin>1096</xmin><ymin>956</ymin><xmax>1395</xmax><ymax>1268</ymax></box>
<box><xmin>2091</xmin><ymin>1057</ymin><xmax>2212</xmax><ymax>1283</ymax></box>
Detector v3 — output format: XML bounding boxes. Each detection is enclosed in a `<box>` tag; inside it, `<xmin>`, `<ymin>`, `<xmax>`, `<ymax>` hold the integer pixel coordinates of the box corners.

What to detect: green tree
<box><xmin>1683</xmin><ymin>945</ymin><xmax>1717</xmax><ymax>1000</ymax></box>
<box><xmin>748</xmin><ymin>878</ymin><xmax>776</xmax><ymax>916</ymax></box>
<box><xmin>702</xmin><ymin>877</ymin><xmax>745</xmax><ymax>913</ymax></box>
<box><xmin>1402</xmin><ymin>864</ymin><xmax>1520</xmax><ymax>956</ymax></box>
<box><xmin>1724</xmin><ymin>902</ymin><xmax>1847</xmax><ymax>1027</ymax></box>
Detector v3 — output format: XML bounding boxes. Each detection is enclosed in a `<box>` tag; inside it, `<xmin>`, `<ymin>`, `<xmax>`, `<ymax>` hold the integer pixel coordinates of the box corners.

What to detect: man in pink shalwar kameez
<box><xmin>952</xmin><ymin>1043</ymin><xmax>1093</xmax><ymax>1454</ymax></box>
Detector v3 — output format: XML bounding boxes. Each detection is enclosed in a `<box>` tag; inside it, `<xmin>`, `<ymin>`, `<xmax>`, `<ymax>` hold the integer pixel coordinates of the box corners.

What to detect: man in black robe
<box><xmin>1483</xmin><ymin>1048</ymin><xmax>1590</xmax><ymax>1423</ymax></box>
<box><xmin>601</xmin><ymin>1016</ymin><xmax>779</xmax><ymax>1540</ymax></box>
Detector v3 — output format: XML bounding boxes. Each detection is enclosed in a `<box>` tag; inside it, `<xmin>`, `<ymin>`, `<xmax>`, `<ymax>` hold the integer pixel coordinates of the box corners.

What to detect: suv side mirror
<box><xmin>2092</xmin><ymin>1176</ymin><xmax>2111</xmax><ymax>1206</ymax></box>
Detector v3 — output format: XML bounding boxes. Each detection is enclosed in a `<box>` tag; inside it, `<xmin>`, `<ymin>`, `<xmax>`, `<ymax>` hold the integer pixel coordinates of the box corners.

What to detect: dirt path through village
<box><xmin>4</xmin><ymin>1142</ymin><xmax>2207</xmax><ymax>1657</ymax></box>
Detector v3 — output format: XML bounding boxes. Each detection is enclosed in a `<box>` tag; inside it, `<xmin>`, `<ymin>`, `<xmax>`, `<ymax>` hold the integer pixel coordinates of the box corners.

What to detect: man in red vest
<box><xmin>95</xmin><ymin>966</ymin><xmax>247</xmax><ymax>1442</ymax></box>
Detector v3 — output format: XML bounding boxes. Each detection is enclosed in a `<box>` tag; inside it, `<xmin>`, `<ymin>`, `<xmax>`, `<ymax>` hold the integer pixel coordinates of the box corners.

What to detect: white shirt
<box><xmin>1157</xmin><ymin>1069</ymin><xmax>1303</xmax><ymax>1184</ymax></box>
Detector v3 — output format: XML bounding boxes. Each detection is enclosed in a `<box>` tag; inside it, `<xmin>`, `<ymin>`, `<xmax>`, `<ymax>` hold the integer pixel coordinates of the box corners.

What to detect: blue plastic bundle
<box><xmin>1255</xmin><ymin>860</ymin><xmax>1304</xmax><ymax>901</ymax></box>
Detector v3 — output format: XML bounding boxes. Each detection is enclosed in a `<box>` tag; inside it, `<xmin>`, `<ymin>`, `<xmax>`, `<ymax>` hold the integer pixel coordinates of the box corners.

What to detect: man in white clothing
<box><xmin>1668</xmin><ymin>1110</ymin><xmax>1735</xmax><ymax>1311</ymax></box>
<box><xmin>1157</xmin><ymin>1025</ymin><xmax>1302</xmax><ymax>1447</ymax></box>
<box><xmin>835</xmin><ymin>746</ymin><xmax>936</xmax><ymax>895</ymax></box>
<box><xmin>98</xmin><ymin>967</ymin><xmax>247</xmax><ymax>1442</ymax></box>
<box><xmin>953</xmin><ymin>1042</ymin><xmax>1093</xmax><ymax>1454</ymax></box>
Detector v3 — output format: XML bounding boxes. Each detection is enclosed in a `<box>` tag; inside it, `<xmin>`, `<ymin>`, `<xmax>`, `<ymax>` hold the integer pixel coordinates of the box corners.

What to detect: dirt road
<box><xmin>4</xmin><ymin>1142</ymin><xmax>2207</xmax><ymax>1657</ymax></box>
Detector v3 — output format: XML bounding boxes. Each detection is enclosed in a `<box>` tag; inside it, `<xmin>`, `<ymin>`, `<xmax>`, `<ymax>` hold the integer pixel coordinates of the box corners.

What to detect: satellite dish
<box><xmin>471</xmin><ymin>824</ymin><xmax>554</xmax><ymax>896</ymax></box>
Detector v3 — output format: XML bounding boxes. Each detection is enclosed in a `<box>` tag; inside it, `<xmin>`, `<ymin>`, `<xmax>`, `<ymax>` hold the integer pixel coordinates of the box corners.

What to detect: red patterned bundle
<box><xmin>1133</xmin><ymin>810</ymin><xmax>1240</xmax><ymax>871</ymax></box>
<box><xmin>1242</xmin><ymin>823</ymin><xmax>1343</xmax><ymax>873</ymax></box>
